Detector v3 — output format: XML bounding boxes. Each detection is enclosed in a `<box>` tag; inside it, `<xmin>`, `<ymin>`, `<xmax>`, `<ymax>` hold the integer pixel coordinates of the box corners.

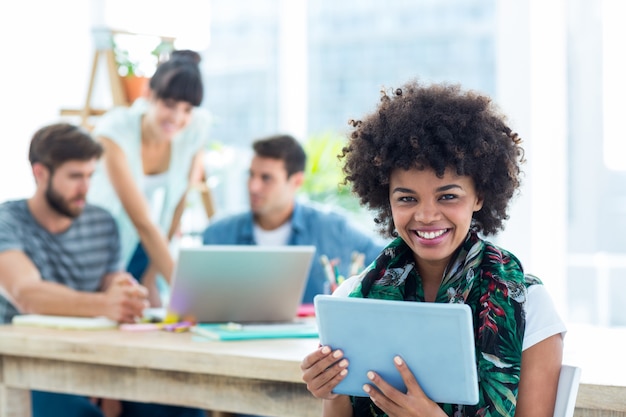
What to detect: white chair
<box><xmin>553</xmin><ymin>365</ymin><xmax>582</xmax><ymax>417</ymax></box>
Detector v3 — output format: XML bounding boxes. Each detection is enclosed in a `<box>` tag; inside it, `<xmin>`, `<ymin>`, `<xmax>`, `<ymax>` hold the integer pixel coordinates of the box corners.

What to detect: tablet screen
<box><xmin>314</xmin><ymin>295</ymin><xmax>479</xmax><ymax>405</ymax></box>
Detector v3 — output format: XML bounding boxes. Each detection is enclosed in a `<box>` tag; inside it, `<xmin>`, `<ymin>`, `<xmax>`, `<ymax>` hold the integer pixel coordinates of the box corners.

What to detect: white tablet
<box><xmin>314</xmin><ymin>295</ymin><xmax>479</xmax><ymax>405</ymax></box>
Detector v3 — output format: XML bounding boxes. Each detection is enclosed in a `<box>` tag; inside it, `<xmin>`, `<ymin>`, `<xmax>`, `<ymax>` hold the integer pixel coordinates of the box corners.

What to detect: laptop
<box><xmin>167</xmin><ymin>245</ymin><xmax>316</xmax><ymax>323</ymax></box>
<box><xmin>314</xmin><ymin>295</ymin><xmax>479</xmax><ymax>405</ymax></box>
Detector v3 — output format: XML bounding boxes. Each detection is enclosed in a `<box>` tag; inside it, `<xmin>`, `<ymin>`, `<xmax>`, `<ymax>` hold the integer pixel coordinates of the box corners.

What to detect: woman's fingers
<box><xmin>363</xmin><ymin>369</ymin><xmax>399</xmax><ymax>413</ymax></box>
<box><xmin>363</xmin><ymin>356</ymin><xmax>440</xmax><ymax>417</ymax></box>
<box><xmin>393</xmin><ymin>356</ymin><xmax>426</xmax><ymax>397</ymax></box>
<box><xmin>301</xmin><ymin>346</ymin><xmax>349</xmax><ymax>399</ymax></box>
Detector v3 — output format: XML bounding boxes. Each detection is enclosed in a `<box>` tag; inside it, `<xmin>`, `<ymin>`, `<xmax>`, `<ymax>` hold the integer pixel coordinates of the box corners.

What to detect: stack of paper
<box><xmin>12</xmin><ymin>314</ymin><xmax>118</xmax><ymax>330</ymax></box>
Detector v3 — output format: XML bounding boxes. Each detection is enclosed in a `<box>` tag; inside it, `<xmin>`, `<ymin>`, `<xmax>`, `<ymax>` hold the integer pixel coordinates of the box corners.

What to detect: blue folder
<box><xmin>191</xmin><ymin>321</ymin><xmax>318</xmax><ymax>341</ymax></box>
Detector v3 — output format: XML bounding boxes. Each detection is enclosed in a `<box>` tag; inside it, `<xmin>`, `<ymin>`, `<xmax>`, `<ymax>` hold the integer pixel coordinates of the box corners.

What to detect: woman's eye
<box><xmin>440</xmin><ymin>194</ymin><xmax>457</xmax><ymax>201</ymax></box>
<box><xmin>398</xmin><ymin>196</ymin><xmax>415</xmax><ymax>203</ymax></box>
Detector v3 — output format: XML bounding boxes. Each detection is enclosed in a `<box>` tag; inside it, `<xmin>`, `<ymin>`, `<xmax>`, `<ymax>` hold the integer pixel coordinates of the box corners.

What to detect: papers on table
<box><xmin>12</xmin><ymin>314</ymin><xmax>118</xmax><ymax>330</ymax></box>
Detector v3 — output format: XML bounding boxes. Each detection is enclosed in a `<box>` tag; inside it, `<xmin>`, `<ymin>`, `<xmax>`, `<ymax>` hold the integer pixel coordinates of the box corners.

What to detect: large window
<box><xmin>200</xmin><ymin>0</ymin><xmax>626</xmax><ymax>329</ymax></box>
<box><xmin>2</xmin><ymin>0</ymin><xmax>624</xmax><ymax>330</ymax></box>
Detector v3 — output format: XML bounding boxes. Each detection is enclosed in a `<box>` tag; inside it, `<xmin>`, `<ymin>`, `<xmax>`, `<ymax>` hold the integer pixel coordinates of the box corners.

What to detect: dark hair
<box><xmin>252</xmin><ymin>134</ymin><xmax>307</xmax><ymax>177</ymax></box>
<box><xmin>341</xmin><ymin>80</ymin><xmax>525</xmax><ymax>237</ymax></box>
<box><xmin>29</xmin><ymin>123</ymin><xmax>103</xmax><ymax>171</ymax></box>
<box><xmin>149</xmin><ymin>49</ymin><xmax>203</xmax><ymax>106</ymax></box>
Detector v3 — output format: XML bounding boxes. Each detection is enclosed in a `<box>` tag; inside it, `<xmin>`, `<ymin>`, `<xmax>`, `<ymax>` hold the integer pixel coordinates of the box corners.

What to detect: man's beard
<box><xmin>45</xmin><ymin>178</ymin><xmax>84</xmax><ymax>219</ymax></box>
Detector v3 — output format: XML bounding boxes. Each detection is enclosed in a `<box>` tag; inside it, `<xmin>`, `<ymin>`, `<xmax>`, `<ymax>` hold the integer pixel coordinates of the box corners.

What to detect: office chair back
<box><xmin>553</xmin><ymin>365</ymin><xmax>582</xmax><ymax>417</ymax></box>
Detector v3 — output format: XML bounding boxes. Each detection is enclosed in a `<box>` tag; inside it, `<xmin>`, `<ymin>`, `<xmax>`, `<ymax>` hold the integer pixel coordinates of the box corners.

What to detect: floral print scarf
<box><xmin>348</xmin><ymin>231</ymin><xmax>540</xmax><ymax>417</ymax></box>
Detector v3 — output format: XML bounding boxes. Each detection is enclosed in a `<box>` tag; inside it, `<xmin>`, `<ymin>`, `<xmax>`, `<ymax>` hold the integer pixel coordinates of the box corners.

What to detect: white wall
<box><xmin>0</xmin><ymin>0</ymin><xmax>92</xmax><ymax>201</ymax></box>
<box><xmin>0</xmin><ymin>2</ymin><xmax>569</xmax><ymax>315</ymax></box>
<box><xmin>0</xmin><ymin>0</ymin><xmax>213</xmax><ymax>205</ymax></box>
<box><xmin>495</xmin><ymin>0</ymin><xmax>568</xmax><ymax>314</ymax></box>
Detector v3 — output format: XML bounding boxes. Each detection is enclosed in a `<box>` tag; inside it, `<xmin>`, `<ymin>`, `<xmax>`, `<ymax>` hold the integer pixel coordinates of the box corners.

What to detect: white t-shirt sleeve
<box><xmin>523</xmin><ymin>284</ymin><xmax>567</xmax><ymax>350</ymax></box>
<box><xmin>332</xmin><ymin>275</ymin><xmax>361</xmax><ymax>297</ymax></box>
<box><xmin>332</xmin><ymin>276</ymin><xmax>567</xmax><ymax>351</ymax></box>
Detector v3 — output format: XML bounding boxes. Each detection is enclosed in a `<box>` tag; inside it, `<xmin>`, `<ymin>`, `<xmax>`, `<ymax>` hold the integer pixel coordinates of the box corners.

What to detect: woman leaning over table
<box><xmin>88</xmin><ymin>49</ymin><xmax>211</xmax><ymax>307</ymax></box>
<box><xmin>300</xmin><ymin>80</ymin><xmax>566</xmax><ymax>417</ymax></box>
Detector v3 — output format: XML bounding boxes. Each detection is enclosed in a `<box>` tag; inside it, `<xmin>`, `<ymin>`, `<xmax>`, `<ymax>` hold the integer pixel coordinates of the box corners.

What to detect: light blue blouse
<box><xmin>88</xmin><ymin>98</ymin><xmax>211</xmax><ymax>268</ymax></box>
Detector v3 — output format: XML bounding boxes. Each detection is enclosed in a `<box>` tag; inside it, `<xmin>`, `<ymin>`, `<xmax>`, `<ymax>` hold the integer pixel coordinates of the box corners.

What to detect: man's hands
<box><xmin>102</xmin><ymin>273</ymin><xmax>149</xmax><ymax>323</ymax></box>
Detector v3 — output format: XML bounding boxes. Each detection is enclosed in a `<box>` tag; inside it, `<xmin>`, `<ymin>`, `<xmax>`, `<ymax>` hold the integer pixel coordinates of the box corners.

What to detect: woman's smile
<box><xmin>390</xmin><ymin>167</ymin><xmax>483</xmax><ymax>276</ymax></box>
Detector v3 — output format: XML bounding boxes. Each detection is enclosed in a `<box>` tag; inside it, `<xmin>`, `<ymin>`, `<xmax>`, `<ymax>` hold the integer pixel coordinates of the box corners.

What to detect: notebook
<box><xmin>167</xmin><ymin>245</ymin><xmax>316</xmax><ymax>323</ymax></box>
<box><xmin>12</xmin><ymin>314</ymin><xmax>118</xmax><ymax>330</ymax></box>
<box><xmin>314</xmin><ymin>295</ymin><xmax>479</xmax><ymax>405</ymax></box>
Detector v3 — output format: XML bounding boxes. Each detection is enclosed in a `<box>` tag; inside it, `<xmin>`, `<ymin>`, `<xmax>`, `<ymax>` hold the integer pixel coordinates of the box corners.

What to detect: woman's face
<box><xmin>389</xmin><ymin>167</ymin><xmax>483</xmax><ymax>274</ymax></box>
<box><xmin>146</xmin><ymin>95</ymin><xmax>194</xmax><ymax>140</ymax></box>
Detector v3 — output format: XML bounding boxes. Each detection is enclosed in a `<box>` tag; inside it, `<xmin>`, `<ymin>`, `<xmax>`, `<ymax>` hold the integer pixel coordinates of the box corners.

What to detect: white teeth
<box><xmin>416</xmin><ymin>229</ymin><xmax>447</xmax><ymax>239</ymax></box>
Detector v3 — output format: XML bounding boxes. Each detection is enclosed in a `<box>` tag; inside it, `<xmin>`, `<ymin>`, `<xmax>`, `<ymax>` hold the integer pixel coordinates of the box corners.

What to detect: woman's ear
<box><xmin>474</xmin><ymin>195</ymin><xmax>484</xmax><ymax>212</ymax></box>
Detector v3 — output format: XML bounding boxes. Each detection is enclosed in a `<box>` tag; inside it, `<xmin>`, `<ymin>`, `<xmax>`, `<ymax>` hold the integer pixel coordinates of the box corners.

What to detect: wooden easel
<box><xmin>60</xmin><ymin>28</ymin><xmax>174</xmax><ymax>129</ymax></box>
<box><xmin>59</xmin><ymin>29</ymin><xmax>132</xmax><ymax>128</ymax></box>
<box><xmin>61</xmin><ymin>28</ymin><xmax>216</xmax><ymax>221</ymax></box>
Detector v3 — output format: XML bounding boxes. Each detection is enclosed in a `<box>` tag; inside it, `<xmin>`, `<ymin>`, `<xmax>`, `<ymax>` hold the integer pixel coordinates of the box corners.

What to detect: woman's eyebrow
<box><xmin>391</xmin><ymin>187</ymin><xmax>415</xmax><ymax>194</ymax></box>
<box><xmin>436</xmin><ymin>184</ymin><xmax>463</xmax><ymax>192</ymax></box>
<box><xmin>392</xmin><ymin>184</ymin><xmax>463</xmax><ymax>194</ymax></box>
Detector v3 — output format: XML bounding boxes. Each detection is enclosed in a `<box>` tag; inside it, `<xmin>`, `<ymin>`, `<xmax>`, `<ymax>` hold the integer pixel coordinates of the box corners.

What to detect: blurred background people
<box><xmin>203</xmin><ymin>134</ymin><xmax>384</xmax><ymax>303</ymax></box>
<box><xmin>0</xmin><ymin>123</ymin><xmax>205</xmax><ymax>417</ymax></box>
<box><xmin>88</xmin><ymin>49</ymin><xmax>212</xmax><ymax>306</ymax></box>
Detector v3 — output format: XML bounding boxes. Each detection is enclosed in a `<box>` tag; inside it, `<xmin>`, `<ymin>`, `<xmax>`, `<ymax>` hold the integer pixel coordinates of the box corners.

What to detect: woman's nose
<box><xmin>413</xmin><ymin>200</ymin><xmax>440</xmax><ymax>222</ymax></box>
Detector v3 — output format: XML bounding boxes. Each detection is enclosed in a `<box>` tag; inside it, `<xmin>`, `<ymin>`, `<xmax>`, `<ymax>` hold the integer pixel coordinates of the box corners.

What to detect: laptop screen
<box><xmin>168</xmin><ymin>245</ymin><xmax>316</xmax><ymax>323</ymax></box>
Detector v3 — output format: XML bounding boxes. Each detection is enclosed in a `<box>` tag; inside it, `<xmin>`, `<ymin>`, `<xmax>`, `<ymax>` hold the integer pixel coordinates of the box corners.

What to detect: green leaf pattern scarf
<box><xmin>348</xmin><ymin>231</ymin><xmax>541</xmax><ymax>417</ymax></box>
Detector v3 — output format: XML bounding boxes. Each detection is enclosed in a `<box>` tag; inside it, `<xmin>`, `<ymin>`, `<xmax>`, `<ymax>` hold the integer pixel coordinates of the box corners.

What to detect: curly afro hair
<box><xmin>341</xmin><ymin>80</ymin><xmax>525</xmax><ymax>238</ymax></box>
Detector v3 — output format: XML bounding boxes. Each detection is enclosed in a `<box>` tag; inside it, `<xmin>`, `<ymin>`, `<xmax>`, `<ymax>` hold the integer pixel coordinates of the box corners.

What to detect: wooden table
<box><xmin>1</xmin><ymin>324</ymin><xmax>625</xmax><ymax>417</ymax></box>
<box><xmin>0</xmin><ymin>325</ymin><xmax>323</xmax><ymax>417</ymax></box>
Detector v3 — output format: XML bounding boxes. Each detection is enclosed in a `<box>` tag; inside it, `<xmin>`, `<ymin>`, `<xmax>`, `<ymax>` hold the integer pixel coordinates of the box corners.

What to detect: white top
<box><xmin>88</xmin><ymin>98</ymin><xmax>211</xmax><ymax>267</ymax></box>
<box><xmin>253</xmin><ymin>221</ymin><xmax>292</xmax><ymax>246</ymax></box>
<box><xmin>142</xmin><ymin>172</ymin><xmax>168</xmax><ymax>224</ymax></box>
<box><xmin>333</xmin><ymin>275</ymin><xmax>566</xmax><ymax>350</ymax></box>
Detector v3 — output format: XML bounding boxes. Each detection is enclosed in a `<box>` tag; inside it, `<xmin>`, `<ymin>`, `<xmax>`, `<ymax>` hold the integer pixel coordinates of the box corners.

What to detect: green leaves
<box><xmin>301</xmin><ymin>132</ymin><xmax>361</xmax><ymax>211</ymax></box>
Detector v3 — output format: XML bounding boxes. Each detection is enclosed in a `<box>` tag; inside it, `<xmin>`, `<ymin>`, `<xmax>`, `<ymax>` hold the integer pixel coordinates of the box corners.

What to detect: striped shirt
<box><xmin>0</xmin><ymin>200</ymin><xmax>121</xmax><ymax>323</ymax></box>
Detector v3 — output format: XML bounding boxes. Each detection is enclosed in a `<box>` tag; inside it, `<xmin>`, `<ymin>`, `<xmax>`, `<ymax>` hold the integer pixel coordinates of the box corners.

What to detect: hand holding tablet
<box><xmin>314</xmin><ymin>295</ymin><xmax>479</xmax><ymax>405</ymax></box>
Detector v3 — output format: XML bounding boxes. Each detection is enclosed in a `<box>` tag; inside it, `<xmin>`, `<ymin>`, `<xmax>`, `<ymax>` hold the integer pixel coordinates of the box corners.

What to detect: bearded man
<box><xmin>0</xmin><ymin>123</ymin><xmax>198</xmax><ymax>417</ymax></box>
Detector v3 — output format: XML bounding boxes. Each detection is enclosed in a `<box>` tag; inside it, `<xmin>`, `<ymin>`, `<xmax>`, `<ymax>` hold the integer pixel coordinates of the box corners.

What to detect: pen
<box><xmin>332</xmin><ymin>260</ymin><xmax>345</xmax><ymax>287</ymax></box>
<box><xmin>162</xmin><ymin>321</ymin><xmax>193</xmax><ymax>332</ymax></box>
<box><xmin>349</xmin><ymin>251</ymin><xmax>365</xmax><ymax>276</ymax></box>
<box><xmin>320</xmin><ymin>255</ymin><xmax>338</xmax><ymax>292</ymax></box>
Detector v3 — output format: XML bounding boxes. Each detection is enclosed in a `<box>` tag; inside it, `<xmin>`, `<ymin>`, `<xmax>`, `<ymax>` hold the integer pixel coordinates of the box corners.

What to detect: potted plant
<box><xmin>113</xmin><ymin>41</ymin><xmax>150</xmax><ymax>104</ymax></box>
<box><xmin>114</xmin><ymin>38</ymin><xmax>176</xmax><ymax>104</ymax></box>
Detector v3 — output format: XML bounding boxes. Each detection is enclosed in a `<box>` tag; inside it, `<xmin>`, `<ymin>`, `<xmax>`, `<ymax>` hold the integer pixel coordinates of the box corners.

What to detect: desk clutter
<box><xmin>11</xmin><ymin>304</ymin><xmax>319</xmax><ymax>341</ymax></box>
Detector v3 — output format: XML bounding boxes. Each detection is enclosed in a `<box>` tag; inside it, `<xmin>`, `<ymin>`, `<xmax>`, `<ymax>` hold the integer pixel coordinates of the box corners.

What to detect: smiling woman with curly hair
<box><xmin>342</xmin><ymin>81</ymin><xmax>524</xmax><ymax>238</ymax></box>
<box><xmin>301</xmin><ymin>80</ymin><xmax>566</xmax><ymax>417</ymax></box>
